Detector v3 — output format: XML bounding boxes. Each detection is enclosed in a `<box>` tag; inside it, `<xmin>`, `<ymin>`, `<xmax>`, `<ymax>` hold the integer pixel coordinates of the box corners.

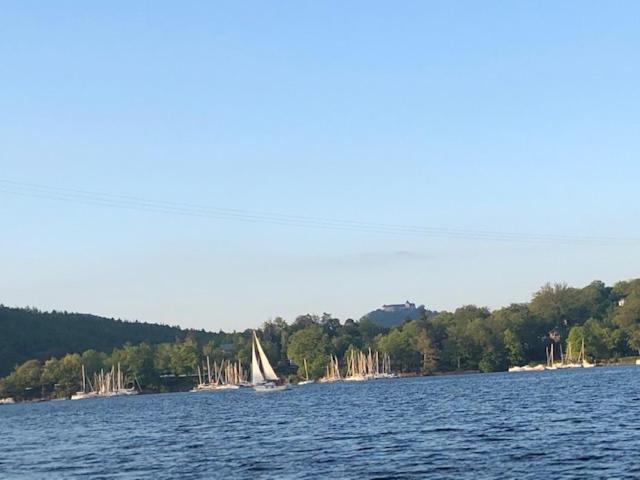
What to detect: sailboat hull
<box><xmin>297</xmin><ymin>380</ymin><xmax>315</xmax><ymax>386</ymax></box>
<box><xmin>70</xmin><ymin>392</ymin><xmax>97</xmax><ymax>400</ymax></box>
<box><xmin>216</xmin><ymin>384</ymin><xmax>241</xmax><ymax>390</ymax></box>
<box><xmin>253</xmin><ymin>383</ymin><xmax>289</xmax><ymax>393</ymax></box>
<box><xmin>113</xmin><ymin>388</ymin><xmax>138</xmax><ymax>396</ymax></box>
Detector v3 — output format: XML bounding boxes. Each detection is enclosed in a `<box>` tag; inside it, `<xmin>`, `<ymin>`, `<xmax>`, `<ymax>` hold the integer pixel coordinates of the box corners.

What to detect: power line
<box><xmin>0</xmin><ymin>179</ymin><xmax>636</xmax><ymax>245</ymax></box>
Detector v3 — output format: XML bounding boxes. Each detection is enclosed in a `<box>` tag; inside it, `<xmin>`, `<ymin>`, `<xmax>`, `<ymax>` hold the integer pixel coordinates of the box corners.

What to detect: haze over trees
<box><xmin>1</xmin><ymin>279</ymin><xmax>639</xmax><ymax>400</ymax></box>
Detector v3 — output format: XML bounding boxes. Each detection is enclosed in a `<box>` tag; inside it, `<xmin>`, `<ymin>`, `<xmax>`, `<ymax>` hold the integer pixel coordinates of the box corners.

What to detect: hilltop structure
<box><xmin>365</xmin><ymin>301</ymin><xmax>432</xmax><ymax>328</ymax></box>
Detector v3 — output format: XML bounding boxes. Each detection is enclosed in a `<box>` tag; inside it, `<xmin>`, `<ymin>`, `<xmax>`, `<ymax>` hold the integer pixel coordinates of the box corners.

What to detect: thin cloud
<box><xmin>328</xmin><ymin>250</ymin><xmax>434</xmax><ymax>267</ymax></box>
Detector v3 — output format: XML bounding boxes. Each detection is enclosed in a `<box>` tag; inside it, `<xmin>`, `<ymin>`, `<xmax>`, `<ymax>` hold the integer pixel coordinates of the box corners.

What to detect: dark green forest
<box><xmin>0</xmin><ymin>306</ymin><xmax>221</xmax><ymax>376</ymax></box>
<box><xmin>2</xmin><ymin>278</ymin><xmax>639</xmax><ymax>400</ymax></box>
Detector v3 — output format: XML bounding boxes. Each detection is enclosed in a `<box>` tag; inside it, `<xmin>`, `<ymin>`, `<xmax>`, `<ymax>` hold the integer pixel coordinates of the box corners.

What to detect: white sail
<box><xmin>251</xmin><ymin>337</ymin><xmax>265</xmax><ymax>385</ymax></box>
<box><xmin>253</xmin><ymin>332</ymin><xmax>279</xmax><ymax>381</ymax></box>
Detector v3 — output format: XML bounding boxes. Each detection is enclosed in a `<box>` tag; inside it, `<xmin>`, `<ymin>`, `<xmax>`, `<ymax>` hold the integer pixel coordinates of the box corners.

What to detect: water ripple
<box><xmin>0</xmin><ymin>366</ymin><xmax>639</xmax><ymax>479</ymax></box>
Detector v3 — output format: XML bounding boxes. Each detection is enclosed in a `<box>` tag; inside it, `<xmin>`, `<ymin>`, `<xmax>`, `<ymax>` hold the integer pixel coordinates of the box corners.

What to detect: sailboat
<box><xmin>319</xmin><ymin>355</ymin><xmax>341</xmax><ymax>383</ymax></box>
<box><xmin>113</xmin><ymin>363</ymin><xmax>138</xmax><ymax>396</ymax></box>
<box><xmin>559</xmin><ymin>342</ymin><xmax>581</xmax><ymax>369</ymax></box>
<box><xmin>71</xmin><ymin>365</ymin><xmax>97</xmax><ymax>400</ymax></box>
<box><xmin>378</xmin><ymin>352</ymin><xmax>397</xmax><ymax>378</ymax></box>
<box><xmin>216</xmin><ymin>360</ymin><xmax>241</xmax><ymax>390</ymax></box>
<box><xmin>580</xmin><ymin>338</ymin><xmax>595</xmax><ymax>368</ymax></box>
<box><xmin>545</xmin><ymin>344</ymin><xmax>558</xmax><ymax>370</ymax></box>
<box><xmin>251</xmin><ymin>331</ymin><xmax>289</xmax><ymax>392</ymax></box>
<box><xmin>191</xmin><ymin>360</ymin><xmax>215</xmax><ymax>392</ymax></box>
<box><xmin>298</xmin><ymin>358</ymin><xmax>315</xmax><ymax>385</ymax></box>
<box><xmin>344</xmin><ymin>349</ymin><xmax>366</xmax><ymax>381</ymax></box>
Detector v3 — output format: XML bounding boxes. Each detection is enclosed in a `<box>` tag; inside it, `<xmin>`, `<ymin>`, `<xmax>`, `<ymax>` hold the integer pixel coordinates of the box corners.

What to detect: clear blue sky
<box><xmin>1</xmin><ymin>2</ymin><xmax>639</xmax><ymax>331</ymax></box>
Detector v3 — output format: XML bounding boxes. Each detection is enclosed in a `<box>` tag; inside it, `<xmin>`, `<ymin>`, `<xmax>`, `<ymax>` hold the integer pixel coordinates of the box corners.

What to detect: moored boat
<box><xmin>298</xmin><ymin>358</ymin><xmax>315</xmax><ymax>385</ymax></box>
<box><xmin>319</xmin><ymin>355</ymin><xmax>341</xmax><ymax>383</ymax></box>
<box><xmin>71</xmin><ymin>365</ymin><xmax>98</xmax><ymax>400</ymax></box>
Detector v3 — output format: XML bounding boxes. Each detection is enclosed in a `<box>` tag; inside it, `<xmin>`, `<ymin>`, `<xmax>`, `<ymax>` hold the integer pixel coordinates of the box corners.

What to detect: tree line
<box><xmin>1</xmin><ymin>278</ymin><xmax>639</xmax><ymax>400</ymax></box>
<box><xmin>0</xmin><ymin>305</ymin><xmax>221</xmax><ymax>377</ymax></box>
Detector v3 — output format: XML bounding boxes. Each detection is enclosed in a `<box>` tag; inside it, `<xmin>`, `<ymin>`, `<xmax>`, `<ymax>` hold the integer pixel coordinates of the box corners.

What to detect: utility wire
<box><xmin>0</xmin><ymin>179</ymin><xmax>636</xmax><ymax>245</ymax></box>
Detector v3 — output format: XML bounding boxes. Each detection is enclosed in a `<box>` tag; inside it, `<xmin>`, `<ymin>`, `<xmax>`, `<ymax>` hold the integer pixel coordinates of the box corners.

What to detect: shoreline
<box><xmin>4</xmin><ymin>363</ymin><xmax>639</xmax><ymax>405</ymax></box>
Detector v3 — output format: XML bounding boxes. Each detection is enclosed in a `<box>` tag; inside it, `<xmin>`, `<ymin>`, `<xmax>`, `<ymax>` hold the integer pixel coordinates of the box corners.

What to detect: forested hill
<box><xmin>0</xmin><ymin>306</ymin><xmax>218</xmax><ymax>376</ymax></box>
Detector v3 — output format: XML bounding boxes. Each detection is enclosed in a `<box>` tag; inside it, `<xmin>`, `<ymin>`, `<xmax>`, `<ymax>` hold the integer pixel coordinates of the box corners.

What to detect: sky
<box><xmin>1</xmin><ymin>2</ymin><xmax>639</xmax><ymax>331</ymax></box>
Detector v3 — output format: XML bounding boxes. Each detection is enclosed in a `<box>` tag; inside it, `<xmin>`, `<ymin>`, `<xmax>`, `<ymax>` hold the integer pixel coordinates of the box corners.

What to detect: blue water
<box><xmin>1</xmin><ymin>366</ymin><xmax>639</xmax><ymax>479</ymax></box>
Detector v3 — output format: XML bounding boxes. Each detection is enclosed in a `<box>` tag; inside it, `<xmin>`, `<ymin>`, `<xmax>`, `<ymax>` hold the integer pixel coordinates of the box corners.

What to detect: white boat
<box><xmin>298</xmin><ymin>358</ymin><xmax>315</xmax><ymax>385</ymax></box>
<box><xmin>251</xmin><ymin>331</ymin><xmax>289</xmax><ymax>392</ymax></box>
<box><xmin>70</xmin><ymin>391</ymin><xmax>96</xmax><ymax>400</ymax></box>
<box><xmin>84</xmin><ymin>364</ymin><xmax>139</xmax><ymax>397</ymax></box>
<box><xmin>376</xmin><ymin>352</ymin><xmax>397</xmax><ymax>378</ymax></box>
<box><xmin>220</xmin><ymin>359</ymin><xmax>246</xmax><ymax>389</ymax></box>
<box><xmin>342</xmin><ymin>348</ymin><xmax>395</xmax><ymax>381</ymax></box>
<box><xmin>114</xmin><ymin>387</ymin><xmax>138</xmax><ymax>395</ymax></box>
<box><xmin>191</xmin><ymin>359</ymin><xmax>218</xmax><ymax>392</ymax></box>
<box><xmin>509</xmin><ymin>364</ymin><xmax>546</xmax><ymax>372</ymax></box>
<box><xmin>0</xmin><ymin>397</ymin><xmax>16</xmax><ymax>405</ymax></box>
<box><xmin>319</xmin><ymin>355</ymin><xmax>342</xmax><ymax>383</ymax></box>
<box><xmin>344</xmin><ymin>349</ymin><xmax>367</xmax><ymax>381</ymax></box>
<box><xmin>254</xmin><ymin>383</ymin><xmax>289</xmax><ymax>392</ymax></box>
<box><xmin>559</xmin><ymin>342</ymin><xmax>581</xmax><ymax>368</ymax></box>
<box><xmin>71</xmin><ymin>365</ymin><xmax>98</xmax><ymax>400</ymax></box>
<box><xmin>636</xmin><ymin>359</ymin><xmax>640</xmax><ymax>366</ymax></box>
<box><xmin>216</xmin><ymin>383</ymin><xmax>241</xmax><ymax>390</ymax></box>
<box><xmin>113</xmin><ymin>363</ymin><xmax>139</xmax><ymax>396</ymax></box>
<box><xmin>192</xmin><ymin>358</ymin><xmax>246</xmax><ymax>391</ymax></box>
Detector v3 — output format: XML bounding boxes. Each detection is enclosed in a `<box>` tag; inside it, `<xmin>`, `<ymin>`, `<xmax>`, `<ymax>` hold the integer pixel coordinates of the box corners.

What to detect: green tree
<box><xmin>169</xmin><ymin>339</ymin><xmax>199</xmax><ymax>375</ymax></box>
<box><xmin>287</xmin><ymin>325</ymin><xmax>330</xmax><ymax>379</ymax></box>
<box><xmin>81</xmin><ymin>349</ymin><xmax>107</xmax><ymax>376</ymax></box>
<box><xmin>111</xmin><ymin>343</ymin><xmax>157</xmax><ymax>387</ymax></box>
<box><xmin>45</xmin><ymin>353</ymin><xmax>82</xmax><ymax>397</ymax></box>
<box><xmin>566</xmin><ymin>325</ymin><xmax>585</xmax><ymax>361</ymax></box>
<box><xmin>154</xmin><ymin>343</ymin><xmax>174</xmax><ymax>374</ymax></box>
<box><xmin>582</xmin><ymin>318</ymin><xmax>609</xmax><ymax>359</ymax></box>
<box><xmin>2</xmin><ymin>360</ymin><xmax>43</xmax><ymax>400</ymax></box>
<box><xmin>612</xmin><ymin>280</ymin><xmax>640</xmax><ymax>355</ymax></box>
<box><xmin>414</xmin><ymin>328</ymin><xmax>438</xmax><ymax>374</ymax></box>
<box><xmin>503</xmin><ymin>329</ymin><xmax>523</xmax><ymax>367</ymax></box>
<box><xmin>377</xmin><ymin>327</ymin><xmax>419</xmax><ymax>372</ymax></box>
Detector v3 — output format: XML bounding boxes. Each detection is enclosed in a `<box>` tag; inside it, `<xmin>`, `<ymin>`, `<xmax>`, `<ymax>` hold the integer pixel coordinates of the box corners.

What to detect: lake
<box><xmin>1</xmin><ymin>366</ymin><xmax>639</xmax><ymax>479</ymax></box>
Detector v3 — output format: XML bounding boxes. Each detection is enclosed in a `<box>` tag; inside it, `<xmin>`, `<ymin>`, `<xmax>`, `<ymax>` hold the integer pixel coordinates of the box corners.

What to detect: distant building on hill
<box><xmin>365</xmin><ymin>301</ymin><xmax>434</xmax><ymax>328</ymax></box>
<box><xmin>382</xmin><ymin>301</ymin><xmax>416</xmax><ymax>313</ymax></box>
